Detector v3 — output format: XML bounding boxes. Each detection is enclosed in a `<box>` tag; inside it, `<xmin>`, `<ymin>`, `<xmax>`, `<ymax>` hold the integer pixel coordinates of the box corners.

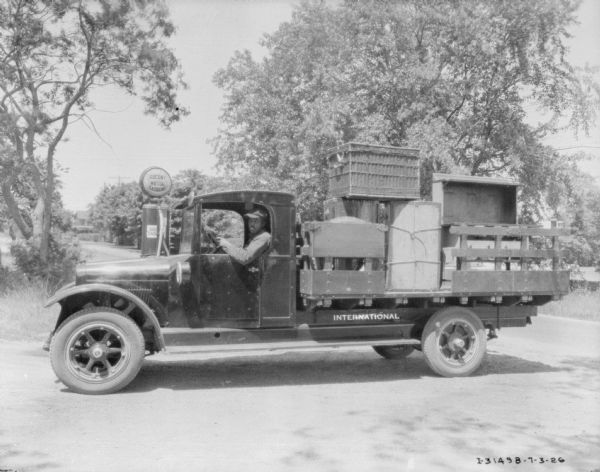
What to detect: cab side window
<box><xmin>201</xmin><ymin>209</ymin><xmax>244</xmax><ymax>251</ymax></box>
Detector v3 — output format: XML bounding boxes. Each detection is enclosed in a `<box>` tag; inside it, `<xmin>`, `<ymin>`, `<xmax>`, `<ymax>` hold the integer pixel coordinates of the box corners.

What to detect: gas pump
<box><xmin>138</xmin><ymin>167</ymin><xmax>172</xmax><ymax>257</ymax></box>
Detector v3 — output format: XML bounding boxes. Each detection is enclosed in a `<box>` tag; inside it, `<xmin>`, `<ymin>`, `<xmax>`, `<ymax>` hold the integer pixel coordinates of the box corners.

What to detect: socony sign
<box><xmin>139</xmin><ymin>167</ymin><xmax>172</xmax><ymax>198</ymax></box>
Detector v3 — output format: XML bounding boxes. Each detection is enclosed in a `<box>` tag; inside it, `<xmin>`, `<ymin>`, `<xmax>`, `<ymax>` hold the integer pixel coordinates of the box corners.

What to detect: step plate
<box><xmin>165</xmin><ymin>338</ymin><xmax>420</xmax><ymax>355</ymax></box>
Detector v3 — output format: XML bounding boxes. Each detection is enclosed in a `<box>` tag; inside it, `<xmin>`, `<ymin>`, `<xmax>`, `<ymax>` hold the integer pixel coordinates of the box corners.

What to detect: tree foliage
<box><xmin>213</xmin><ymin>0</ymin><xmax>599</xmax><ymax>219</ymax></box>
<box><xmin>0</xmin><ymin>0</ymin><xmax>187</xmax><ymax>263</ymax></box>
<box><xmin>550</xmin><ymin>163</ymin><xmax>600</xmax><ymax>266</ymax></box>
<box><xmin>10</xmin><ymin>233</ymin><xmax>80</xmax><ymax>287</ymax></box>
<box><xmin>88</xmin><ymin>181</ymin><xmax>143</xmax><ymax>245</ymax></box>
<box><xmin>88</xmin><ymin>170</ymin><xmax>229</xmax><ymax>248</ymax></box>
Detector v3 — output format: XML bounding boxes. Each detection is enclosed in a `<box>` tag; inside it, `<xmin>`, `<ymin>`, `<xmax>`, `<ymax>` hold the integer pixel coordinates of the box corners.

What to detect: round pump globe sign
<box><xmin>139</xmin><ymin>167</ymin><xmax>172</xmax><ymax>198</ymax></box>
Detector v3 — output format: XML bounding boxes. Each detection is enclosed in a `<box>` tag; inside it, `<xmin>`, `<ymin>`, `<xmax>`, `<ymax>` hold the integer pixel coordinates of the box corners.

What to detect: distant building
<box><xmin>73</xmin><ymin>210</ymin><xmax>91</xmax><ymax>228</ymax></box>
<box><xmin>72</xmin><ymin>210</ymin><xmax>100</xmax><ymax>240</ymax></box>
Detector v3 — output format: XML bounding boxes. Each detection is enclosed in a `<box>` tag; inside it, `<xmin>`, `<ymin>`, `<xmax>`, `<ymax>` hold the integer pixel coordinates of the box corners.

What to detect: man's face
<box><xmin>248</xmin><ymin>216</ymin><xmax>265</xmax><ymax>236</ymax></box>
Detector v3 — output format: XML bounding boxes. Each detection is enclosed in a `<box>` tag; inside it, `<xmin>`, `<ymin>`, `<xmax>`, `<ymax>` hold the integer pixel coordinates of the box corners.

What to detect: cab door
<box><xmin>187</xmin><ymin>202</ymin><xmax>295</xmax><ymax>328</ymax></box>
<box><xmin>258</xmin><ymin>205</ymin><xmax>295</xmax><ymax>327</ymax></box>
<box><xmin>190</xmin><ymin>253</ymin><xmax>260</xmax><ymax>328</ymax></box>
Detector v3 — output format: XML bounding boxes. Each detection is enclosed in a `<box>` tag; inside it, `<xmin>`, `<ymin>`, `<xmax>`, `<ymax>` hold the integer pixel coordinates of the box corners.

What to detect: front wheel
<box><xmin>421</xmin><ymin>307</ymin><xmax>487</xmax><ymax>377</ymax></box>
<box><xmin>50</xmin><ymin>308</ymin><xmax>145</xmax><ymax>395</ymax></box>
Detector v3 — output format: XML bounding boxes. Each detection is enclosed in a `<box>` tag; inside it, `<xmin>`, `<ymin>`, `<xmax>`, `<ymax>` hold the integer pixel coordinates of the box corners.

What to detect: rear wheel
<box><xmin>421</xmin><ymin>307</ymin><xmax>486</xmax><ymax>377</ymax></box>
<box><xmin>373</xmin><ymin>345</ymin><xmax>415</xmax><ymax>359</ymax></box>
<box><xmin>50</xmin><ymin>307</ymin><xmax>145</xmax><ymax>395</ymax></box>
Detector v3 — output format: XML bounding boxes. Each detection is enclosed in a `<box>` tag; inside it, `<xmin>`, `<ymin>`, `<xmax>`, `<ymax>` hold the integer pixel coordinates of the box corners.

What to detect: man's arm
<box><xmin>218</xmin><ymin>232</ymin><xmax>271</xmax><ymax>266</ymax></box>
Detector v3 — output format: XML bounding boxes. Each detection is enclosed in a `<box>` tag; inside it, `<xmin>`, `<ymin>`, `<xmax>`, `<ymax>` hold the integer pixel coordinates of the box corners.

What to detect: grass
<box><xmin>542</xmin><ymin>290</ymin><xmax>600</xmax><ymax>322</ymax></box>
<box><xmin>0</xmin><ymin>278</ymin><xmax>58</xmax><ymax>340</ymax></box>
<box><xmin>0</xmin><ymin>233</ymin><xmax>135</xmax><ymax>341</ymax></box>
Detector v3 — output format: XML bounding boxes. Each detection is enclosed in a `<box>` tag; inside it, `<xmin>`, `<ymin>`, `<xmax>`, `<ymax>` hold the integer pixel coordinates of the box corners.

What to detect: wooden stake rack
<box><xmin>447</xmin><ymin>224</ymin><xmax>570</xmax><ymax>295</ymax></box>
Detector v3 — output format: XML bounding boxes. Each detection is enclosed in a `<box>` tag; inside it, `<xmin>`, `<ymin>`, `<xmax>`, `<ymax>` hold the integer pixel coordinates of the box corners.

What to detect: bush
<box><xmin>10</xmin><ymin>234</ymin><xmax>80</xmax><ymax>289</ymax></box>
<box><xmin>542</xmin><ymin>290</ymin><xmax>600</xmax><ymax>322</ymax></box>
<box><xmin>0</xmin><ymin>266</ymin><xmax>28</xmax><ymax>294</ymax></box>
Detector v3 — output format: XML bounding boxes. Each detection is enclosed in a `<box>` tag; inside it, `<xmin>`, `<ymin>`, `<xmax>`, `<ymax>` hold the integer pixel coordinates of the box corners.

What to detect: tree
<box><xmin>88</xmin><ymin>182</ymin><xmax>143</xmax><ymax>245</ymax></box>
<box><xmin>212</xmin><ymin>0</ymin><xmax>599</xmax><ymax>219</ymax></box>
<box><xmin>549</xmin><ymin>162</ymin><xmax>600</xmax><ymax>266</ymax></box>
<box><xmin>0</xmin><ymin>0</ymin><xmax>187</xmax><ymax>263</ymax></box>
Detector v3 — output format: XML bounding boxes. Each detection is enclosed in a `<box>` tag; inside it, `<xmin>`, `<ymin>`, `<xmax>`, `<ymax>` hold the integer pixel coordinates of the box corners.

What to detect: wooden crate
<box><xmin>300</xmin><ymin>219</ymin><xmax>386</xmax><ymax>298</ymax></box>
<box><xmin>301</xmin><ymin>220</ymin><xmax>386</xmax><ymax>258</ymax></box>
<box><xmin>432</xmin><ymin>173</ymin><xmax>518</xmax><ymax>225</ymax></box>
<box><xmin>386</xmin><ymin>201</ymin><xmax>442</xmax><ymax>290</ymax></box>
<box><xmin>327</xmin><ymin>143</ymin><xmax>420</xmax><ymax>200</ymax></box>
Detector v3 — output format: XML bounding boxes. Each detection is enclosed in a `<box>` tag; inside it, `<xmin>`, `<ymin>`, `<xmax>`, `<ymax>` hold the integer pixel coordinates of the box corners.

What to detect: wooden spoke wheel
<box><xmin>421</xmin><ymin>307</ymin><xmax>487</xmax><ymax>377</ymax></box>
<box><xmin>50</xmin><ymin>308</ymin><xmax>145</xmax><ymax>394</ymax></box>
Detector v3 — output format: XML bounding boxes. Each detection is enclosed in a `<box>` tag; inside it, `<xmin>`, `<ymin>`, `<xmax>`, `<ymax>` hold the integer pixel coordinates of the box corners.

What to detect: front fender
<box><xmin>46</xmin><ymin>283</ymin><xmax>165</xmax><ymax>350</ymax></box>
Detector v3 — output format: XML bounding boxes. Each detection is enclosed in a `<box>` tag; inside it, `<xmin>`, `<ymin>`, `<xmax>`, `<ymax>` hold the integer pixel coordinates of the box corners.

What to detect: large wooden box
<box><xmin>386</xmin><ymin>201</ymin><xmax>442</xmax><ymax>290</ymax></box>
<box><xmin>301</xmin><ymin>220</ymin><xmax>386</xmax><ymax>258</ymax></box>
<box><xmin>327</xmin><ymin>143</ymin><xmax>420</xmax><ymax>200</ymax></box>
<box><xmin>432</xmin><ymin>173</ymin><xmax>518</xmax><ymax>225</ymax></box>
<box><xmin>300</xmin><ymin>219</ymin><xmax>386</xmax><ymax>298</ymax></box>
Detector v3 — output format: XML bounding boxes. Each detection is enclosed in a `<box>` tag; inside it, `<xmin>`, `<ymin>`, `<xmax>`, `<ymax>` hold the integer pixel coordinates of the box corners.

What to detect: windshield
<box><xmin>178</xmin><ymin>209</ymin><xmax>195</xmax><ymax>254</ymax></box>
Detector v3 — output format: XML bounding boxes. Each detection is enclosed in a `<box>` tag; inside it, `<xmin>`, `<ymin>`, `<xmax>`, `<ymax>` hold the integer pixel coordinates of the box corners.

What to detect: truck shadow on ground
<box><xmin>123</xmin><ymin>350</ymin><xmax>566</xmax><ymax>393</ymax></box>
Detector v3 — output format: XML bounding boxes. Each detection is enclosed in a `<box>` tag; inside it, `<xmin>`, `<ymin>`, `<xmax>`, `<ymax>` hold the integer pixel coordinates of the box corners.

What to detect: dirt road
<box><xmin>1</xmin><ymin>315</ymin><xmax>599</xmax><ymax>472</ymax></box>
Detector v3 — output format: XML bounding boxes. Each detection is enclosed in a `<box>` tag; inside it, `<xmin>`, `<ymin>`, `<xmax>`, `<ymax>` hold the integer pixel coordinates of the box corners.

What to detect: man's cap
<box><xmin>244</xmin><ymin>208</ymin><xmax>268</xmax><ymax>220</ymax></box>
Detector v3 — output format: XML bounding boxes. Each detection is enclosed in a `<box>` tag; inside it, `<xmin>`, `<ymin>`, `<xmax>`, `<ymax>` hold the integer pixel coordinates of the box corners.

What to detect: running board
<box><xmin>165</xmin><ymin>338</ymin><xmax>420</xmax><ymax>355</ymax></box>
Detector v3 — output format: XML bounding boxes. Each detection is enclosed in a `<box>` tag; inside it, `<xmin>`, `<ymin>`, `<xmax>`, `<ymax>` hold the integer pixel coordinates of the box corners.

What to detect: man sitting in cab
<box><xmin>215</xmin><ymin>208</ymin><xmax>271</xmax><ymax>272</ymax></box>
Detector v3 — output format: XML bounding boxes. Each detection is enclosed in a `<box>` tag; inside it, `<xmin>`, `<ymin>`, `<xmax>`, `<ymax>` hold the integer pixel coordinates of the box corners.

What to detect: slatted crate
<box><xmin>327</xmin><ymin>143</ymin><xmax>420</xmax><ymax>200</ymax></box>
<box><xmin>299</xmin><ymin>220</ymin><xmax>387</xmax><ymax>299</ymax></box>
<box><xmin>446</xmin><ymin>224</ymin><xmax>570</xmax><ymax>296</ymax></box>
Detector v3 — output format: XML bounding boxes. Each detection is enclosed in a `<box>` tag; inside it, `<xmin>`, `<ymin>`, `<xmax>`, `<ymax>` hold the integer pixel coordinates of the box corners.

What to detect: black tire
<box><xmin>50</xmin><ymin>307</ymin><xmax>145</xmax><ymax>395</ymax></box>
<box><xmin>421</xmin><ymin>307</ymin><xmax>487</xmax><ymax>377</ymax></box>
<box><xmin>373</xmin><ymin>345</ymin><xmax>415</xmax><ymax>359</ymax></box>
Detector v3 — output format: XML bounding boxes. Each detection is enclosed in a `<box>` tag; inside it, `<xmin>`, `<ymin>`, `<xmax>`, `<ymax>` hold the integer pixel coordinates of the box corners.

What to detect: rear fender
<box><xmin>46</xmin><ymin>283</ymin><xmax>165</xmax><ymax>350</ymax></box>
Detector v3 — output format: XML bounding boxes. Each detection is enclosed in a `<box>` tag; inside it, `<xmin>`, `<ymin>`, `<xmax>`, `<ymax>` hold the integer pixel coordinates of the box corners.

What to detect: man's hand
<box><xmin>216</xmin><ymin>237</ymin><xmax>230</xmax><ymax>248</ymax></box>
<box><xmin>204</xmin><ymin>227</ymin><xmax>218</xmax><ymax>243</ymax></box>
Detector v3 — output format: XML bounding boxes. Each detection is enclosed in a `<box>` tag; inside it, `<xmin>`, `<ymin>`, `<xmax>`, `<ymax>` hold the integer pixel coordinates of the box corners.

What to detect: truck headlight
<box><xmin>176</xmin><ymin>261</ymin><xmax>191</xmax><ymax>285</ymax></box>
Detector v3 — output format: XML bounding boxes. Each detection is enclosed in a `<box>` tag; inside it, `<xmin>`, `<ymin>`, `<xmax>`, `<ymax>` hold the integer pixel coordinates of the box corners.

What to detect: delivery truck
<box><xmin>44</xmin><ymin>143</ymin><xmax>569</xmax><ymax>394</ymax></box>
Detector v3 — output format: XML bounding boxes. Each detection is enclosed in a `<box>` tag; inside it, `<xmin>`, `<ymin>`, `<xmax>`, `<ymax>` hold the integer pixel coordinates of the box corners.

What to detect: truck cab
<box><xmin>174</xmin><ymin>190</ymin><xmax>297</xmax><ymax>329</ymax></box>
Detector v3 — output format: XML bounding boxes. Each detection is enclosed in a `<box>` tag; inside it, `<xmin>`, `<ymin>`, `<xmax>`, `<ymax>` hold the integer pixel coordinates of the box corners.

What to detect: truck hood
<box><xmin>76</xmin><ymin>256</ymin><xmax>185</xmax><ymax>284</ymax></box>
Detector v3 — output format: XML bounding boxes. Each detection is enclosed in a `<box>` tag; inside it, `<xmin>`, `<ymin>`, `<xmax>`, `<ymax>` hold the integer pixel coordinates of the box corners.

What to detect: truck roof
<box><xmin>192</xmin><ymin>190</ymin><xmax>295</xmax><ymax>208</ymax></box>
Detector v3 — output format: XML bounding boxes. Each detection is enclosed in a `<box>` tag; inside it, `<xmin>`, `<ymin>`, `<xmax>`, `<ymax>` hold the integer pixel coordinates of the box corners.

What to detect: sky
<box><xmin>56</xmin><ymin>0</ymin><xmax>600</xmax><ymax>211</ymax></box>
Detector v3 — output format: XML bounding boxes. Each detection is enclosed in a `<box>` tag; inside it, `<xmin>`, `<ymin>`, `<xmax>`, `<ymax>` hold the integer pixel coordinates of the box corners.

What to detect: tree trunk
<box><xmin>31</xmin><ymin>196</ymin><xmax>46</xmax><ymax>256</ymax></box>
<box><xmin>40</xmin><ymin>172</ymin><xmax>54</xmax><ymax>263</ymax></box>
<box><xmin>1</xmin><ymin>177</ymin><xmax>33</xmax><ymax>240</ymax></box>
